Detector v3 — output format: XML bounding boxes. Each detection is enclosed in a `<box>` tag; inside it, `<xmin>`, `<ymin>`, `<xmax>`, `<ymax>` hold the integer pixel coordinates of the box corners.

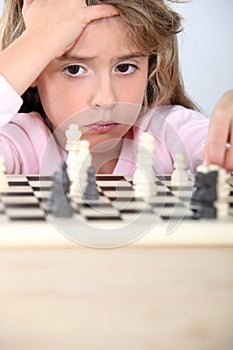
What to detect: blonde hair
<box><xmin>0</xmin><ymin>0</ymin><xmax>197</xmax><ymax>114</ymax></box>
<box><xmin>0</xmin><ymin>0</ymin><xmax>24</xmax><ymax>50</ymax></box>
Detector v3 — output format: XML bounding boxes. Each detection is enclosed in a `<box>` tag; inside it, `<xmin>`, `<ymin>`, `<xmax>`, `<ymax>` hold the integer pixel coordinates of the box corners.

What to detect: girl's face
<box><xmin>35</xmin><ymin>17</ymin><xmax>149</xmax><ymax>150</ymax></box>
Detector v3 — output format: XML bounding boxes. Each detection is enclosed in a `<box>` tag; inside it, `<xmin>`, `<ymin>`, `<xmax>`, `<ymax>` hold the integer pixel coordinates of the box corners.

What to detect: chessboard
<box><xmin>0</xmin><ymin>174</ymin><xmax>233</xmax><ymax>248</ymax></box>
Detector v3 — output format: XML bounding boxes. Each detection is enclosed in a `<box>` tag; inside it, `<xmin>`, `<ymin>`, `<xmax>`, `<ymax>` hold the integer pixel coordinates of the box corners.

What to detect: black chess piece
<box><xmin>83</xmin><ymin>166</ymin><xmax>99</xmax><ymax>200</ymax></box>
<box><xmin>61</xmin><ymin>161</ymin><xmax>70</xmax><ymax>195</ymax></box>
<box><xmin>191</xmin><ymin>170</ymin><xmax>217</xmax><ymax>218</ymax></box>
<box><xmin>48</xmin><ymin>164</ymin><xmax>73</xmax><ymax>217</ymax></box>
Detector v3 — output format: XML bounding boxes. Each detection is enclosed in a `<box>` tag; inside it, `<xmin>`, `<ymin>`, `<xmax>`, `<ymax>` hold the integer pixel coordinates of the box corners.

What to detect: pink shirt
<box><xmin>0</xmin><ymin>75</ymin><xmax>209</xmax><ymax>174</ymax></box>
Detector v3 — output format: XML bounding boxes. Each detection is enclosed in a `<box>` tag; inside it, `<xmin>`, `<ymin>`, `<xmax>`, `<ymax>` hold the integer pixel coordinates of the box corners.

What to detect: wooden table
<box><xmin>0</xmin><ymin>246</ymin><xmax>232</xmax><ymax>350</ymax></box>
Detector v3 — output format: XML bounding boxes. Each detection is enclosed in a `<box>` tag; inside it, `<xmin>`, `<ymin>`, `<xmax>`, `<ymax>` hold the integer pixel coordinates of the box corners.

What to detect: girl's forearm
<box><xmin>0</xmin><ymin>30</ymin><xmax>56</xmax><ymax>96</ymax></box>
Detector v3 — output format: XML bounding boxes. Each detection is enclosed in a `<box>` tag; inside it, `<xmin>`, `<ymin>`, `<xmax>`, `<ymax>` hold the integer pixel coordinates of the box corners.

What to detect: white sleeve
<box><xmin>0</xmin><ymin>75</ymin><xmax>23</xmax><ymax>126</ymax></box>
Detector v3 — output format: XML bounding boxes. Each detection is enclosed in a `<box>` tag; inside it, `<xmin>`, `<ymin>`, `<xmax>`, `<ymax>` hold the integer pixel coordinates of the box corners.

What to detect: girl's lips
<box><xmin>85</xmin><ymin>122</ymin><xmax>119</xmax><ymax>133</ymax></box>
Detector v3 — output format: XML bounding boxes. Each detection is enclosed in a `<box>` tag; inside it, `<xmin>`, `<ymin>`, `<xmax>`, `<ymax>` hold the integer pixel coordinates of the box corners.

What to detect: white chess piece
<box><xmin>65</xmin><ymin>124</ymin><xmax>81</xmax><ymax>151</ymax></box>
<box><xmin>196</xmin><ymin>162</ymin><xmax>209</xmax><ymax>174</ymax></box>
<box><xmin>69</xmin><ymin>140</ymin><xmax>92</xmax><ymax>197</ymax></box>
<box><xmin>66</xmin><ymin>139</ymin><xmax>80</xmax><ymax>182</ymax></box>
<box><xmin>66</xmin><ymin>124</ymin><xmax>82</xmax><ymax>182</ymax></box>
<box><xmin>133</xmin><ymin>132</ymin><xmax>157</xmax><ymax>199</ymax></box>
<box><xmin>209</xmin><ymin>165</ymin><xmax>230</xmax><ymax>218</ymax></box>
<box><xmin>0</xmin><ymin>155</ymin><xmax>9</xmax><ymax>189</ymax></box>
<box><xmin>171</xmin><ymin>152</ymin><xmax>189</xmax><ymax>185</ymax></box>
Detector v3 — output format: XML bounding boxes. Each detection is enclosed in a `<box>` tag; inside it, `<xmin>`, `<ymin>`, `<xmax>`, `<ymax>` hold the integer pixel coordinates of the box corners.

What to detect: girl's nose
<box><xmin>91</xmin><ymin>76</ymin><xmax>117</xmax><ymax>107</ymax></box>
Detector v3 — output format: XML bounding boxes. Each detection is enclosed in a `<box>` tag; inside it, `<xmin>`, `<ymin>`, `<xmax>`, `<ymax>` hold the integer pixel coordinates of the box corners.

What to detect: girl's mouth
<box><xmin>85</xmin><ymin>122</ymin><xmax>119</xmax><ymax>133</ymax></box>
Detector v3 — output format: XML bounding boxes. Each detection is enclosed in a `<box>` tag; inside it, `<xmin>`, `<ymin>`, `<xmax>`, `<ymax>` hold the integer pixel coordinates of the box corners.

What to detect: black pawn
<box><xmin>83</xmin><ymin>166</ymin><xmax>99</xmax><ymax>200</ymax></box>
<box><xmin>48</xmin><ymin>167</ymin><xmax>73</xmax><ymax>217</ymax></box>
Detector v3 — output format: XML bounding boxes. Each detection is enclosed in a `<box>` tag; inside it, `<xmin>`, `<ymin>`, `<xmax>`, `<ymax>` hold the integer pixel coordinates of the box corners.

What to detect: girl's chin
<box><xmin>83</xmin><ymin>135</ymin><xmax>123</xmax><ymax>153</ymax></box>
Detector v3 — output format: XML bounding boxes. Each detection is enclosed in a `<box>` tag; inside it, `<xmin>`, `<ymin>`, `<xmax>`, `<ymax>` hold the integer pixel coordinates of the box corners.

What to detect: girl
<box><xmin>0</xmin><ymin>0</ymin><xmax>225</xmax><ymax>174</ymax></box>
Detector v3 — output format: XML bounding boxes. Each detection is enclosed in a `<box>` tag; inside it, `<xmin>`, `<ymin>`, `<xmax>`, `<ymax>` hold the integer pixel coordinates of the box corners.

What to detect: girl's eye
<box><xmin>64</xmin><ymin>65</ymin><xmax>85</xmax><ymax>77</ymax></box>
<box><xmin>115</xmin><ymin>63</ymin><xmax>138</xmax><ymax>75</ymax></box>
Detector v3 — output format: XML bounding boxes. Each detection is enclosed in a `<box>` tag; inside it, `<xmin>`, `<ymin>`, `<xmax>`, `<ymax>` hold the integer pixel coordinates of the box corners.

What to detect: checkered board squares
<box><xmin>0</xmin><ymin>175</ymin><xmax>47</xmax><ymax>221</ymax></box>
<box><xmin>0</xmin><ymin>174</ymin><xmax>233</xmax><ymax>223</ymax></box>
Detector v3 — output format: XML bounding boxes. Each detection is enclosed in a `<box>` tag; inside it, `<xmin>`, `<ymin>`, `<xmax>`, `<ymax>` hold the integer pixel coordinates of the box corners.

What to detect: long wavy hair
<box><xmin>0</xmin><ymin>0</ymin><xmax>197</xmax><ymax>116</ymax></box>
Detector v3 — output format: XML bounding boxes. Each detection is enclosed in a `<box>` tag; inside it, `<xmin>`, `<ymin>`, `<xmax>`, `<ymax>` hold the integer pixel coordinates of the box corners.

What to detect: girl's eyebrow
<box><xmin>55</xmin><ymin>54</ymin><xmax>97</xmax><ymax>63</ymax></box>
<box><xmin>55</xmin><ymin>52</ymin><xmax>146</xmax><ymax>63</ymax></box>
<box><xmin>115</xmin><ymin>53</ymin><xmax>146</xmax><ymax>61</ymax></box>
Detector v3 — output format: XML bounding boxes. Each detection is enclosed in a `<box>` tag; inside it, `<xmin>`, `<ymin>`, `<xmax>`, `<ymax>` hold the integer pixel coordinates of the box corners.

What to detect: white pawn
<box><xmin>0</xmin><ymin>155</ymin><xmax>8</xmax><ymax>189</ymax></box>
<box><xmin>171</xmin><ymin>152</ymin><xmax>189</xmax><ymax>185</ymax></box>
